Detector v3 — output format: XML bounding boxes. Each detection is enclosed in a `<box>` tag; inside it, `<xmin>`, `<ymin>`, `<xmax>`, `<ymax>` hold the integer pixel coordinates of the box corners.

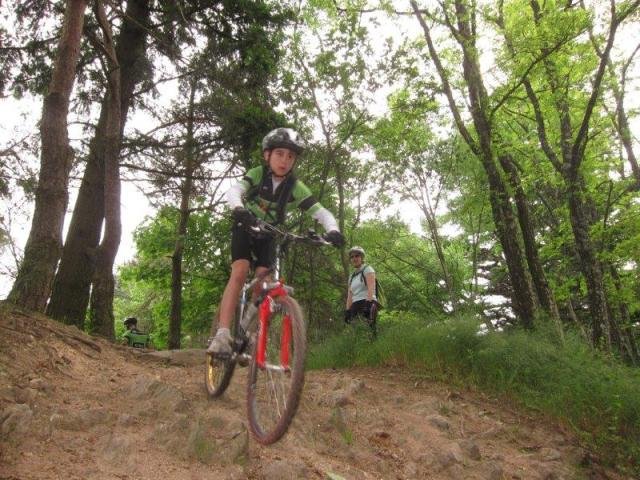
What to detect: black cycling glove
<box><xmin>233</xmin><ymin>207</ymin><xmax>256</xmax><ymax>228</ymax></box>
<box><xmin>325</xmin><ymin>230</ymin><xmax>345</xmax><ymax>248</ymax></box>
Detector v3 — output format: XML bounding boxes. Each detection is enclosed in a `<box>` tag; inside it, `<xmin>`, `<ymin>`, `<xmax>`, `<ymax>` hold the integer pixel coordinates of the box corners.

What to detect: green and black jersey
<box><xmin>241</xmin><ymin>166</ymin><xmax>322</xmax><ymax>224</ymax></box>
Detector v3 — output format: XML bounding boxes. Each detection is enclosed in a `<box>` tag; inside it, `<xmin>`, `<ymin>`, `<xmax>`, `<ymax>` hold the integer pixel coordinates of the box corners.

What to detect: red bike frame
<box><xmin>256</xmin><ymin>281</ymin><xmax>292</xmax><ymax>370</ymax></box>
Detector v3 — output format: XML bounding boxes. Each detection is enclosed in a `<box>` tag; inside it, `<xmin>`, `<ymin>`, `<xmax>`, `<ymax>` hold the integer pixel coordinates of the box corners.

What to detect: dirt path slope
<box><xmin>0</xmin><ymin>307</ymin><xmax>629</xmax><ymax>479</ymax></box>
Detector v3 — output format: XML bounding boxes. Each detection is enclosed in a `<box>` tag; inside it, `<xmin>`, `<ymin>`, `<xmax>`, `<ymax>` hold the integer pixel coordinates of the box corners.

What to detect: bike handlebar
<box><xmin>248</xmin><ymin>220</ymin><xmax>332</xmax><ymax>247</ymax></box>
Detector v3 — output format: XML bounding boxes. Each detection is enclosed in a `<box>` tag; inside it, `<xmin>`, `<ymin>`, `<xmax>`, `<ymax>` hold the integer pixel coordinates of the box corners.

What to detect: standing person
<box><xmin>208</xmin><ymin>127</ymin><xmax>345</xmax><ymax>355</ymax></box>
<box><xmin>344</xmin><ymin>246</ymin><xmax>378</xmax><ymax>338</ymax></box>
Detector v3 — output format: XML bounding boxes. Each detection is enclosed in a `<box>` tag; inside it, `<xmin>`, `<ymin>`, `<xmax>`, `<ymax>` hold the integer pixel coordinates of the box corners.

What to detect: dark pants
<box><xmin>347</xmin><ymin>300</ymin><xmax>378</xmax><ymax>337</ymax></box>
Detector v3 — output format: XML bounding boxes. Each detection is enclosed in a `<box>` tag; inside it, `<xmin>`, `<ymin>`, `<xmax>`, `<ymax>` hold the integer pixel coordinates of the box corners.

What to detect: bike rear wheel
<box><xmin>205</xmin><ymin>351</ymin><xmax>235</xmax><ymax>398</ymax></box>
<box><xmin>205</xmin><ymin>308</ymin><xmax>240</xmax><ymax>398</ymax></box>
<box><xmin>246</xmin><ymin>295</ymin><xmax>306</xmax><ymax>444</ymax></box>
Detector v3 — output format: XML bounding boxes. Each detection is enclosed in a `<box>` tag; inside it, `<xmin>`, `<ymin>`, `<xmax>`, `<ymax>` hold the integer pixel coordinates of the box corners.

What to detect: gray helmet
<box><xmin>262</xmin><ymin>128</ymin><xmax>306</xmax><ymax>155</ymax></box>
<box><xmin>349</xmin><ymin>246</ymin><xmax>365</xmax><ymax>257</ymax></box>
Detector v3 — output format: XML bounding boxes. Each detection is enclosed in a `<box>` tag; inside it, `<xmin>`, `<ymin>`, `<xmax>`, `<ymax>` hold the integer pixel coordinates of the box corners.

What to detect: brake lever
<box><xmin>306</xmin><ymin>229</ymin><xmax>321</xmax><ymax>241</ymax></box>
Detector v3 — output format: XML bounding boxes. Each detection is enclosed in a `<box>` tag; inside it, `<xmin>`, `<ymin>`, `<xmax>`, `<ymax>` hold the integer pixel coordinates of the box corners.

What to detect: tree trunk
<box><xmin>611</xmin><ymin>84</ymin><xmax>640</xmax><ymax>187</ymax></box>
<box><xmin>498</xmin><ymin>153</ymin><xmax>562</xmax><ymax>333</ymax></box>
<box><xmin>89</xmin><ymin>0</ymin><xmax>122</xmax><ymax>340</ymax></box>
<box><xmin>411</xmin><ymin>0</ymin><xmax>538</xmax><ymax>328</ymax></box>
<box><xmin>46</xmin><ymin>112</ymin><xmax>106</xmax><ymax>327</ymax></box>
<box><xmin>168</xmin><ymin>79</ymin><xmax>198</xmax><ymax>350</ymax></box>
<box><xmin>523</xmin><ymin>0</ymin><xmax>636</xmax><ymax>346</ymax></box>
<box><xmin>565</xmin><ymin>176</ymin><xmax>608</xmax><ymax>346</ymax></box>
<box><xmin>47</xmin><ymin>0</ymin><xmax>151</xmax><ymax>327</ymax></box>
<box><xmin>453</xmin><ymin>0</ymin><xmax>537</xmax><ymax>327</ymax></box>
<box><xmin>417</xmin><ymin>186</ymin><xmax>457</xmax><ymax>309</ymax></box>
<box><xmin>608</xmin><ymin>265</ymin><xmax>639</xmax><ymax>364</ymax></box>
<box><xmin>7</xmin><ymin>0</ymin><xmax>87</xmax><ymax>311</ymax></box>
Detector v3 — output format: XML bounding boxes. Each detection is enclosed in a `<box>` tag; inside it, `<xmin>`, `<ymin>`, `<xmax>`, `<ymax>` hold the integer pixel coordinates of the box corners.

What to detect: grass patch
<box><xmin>307</xmin><ymin>311</ymin><xmax>640</xmax><ymax>474</ymax></box>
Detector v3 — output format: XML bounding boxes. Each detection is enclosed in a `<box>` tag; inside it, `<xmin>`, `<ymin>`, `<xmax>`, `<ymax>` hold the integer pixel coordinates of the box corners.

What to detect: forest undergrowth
<box><xmin>308</xmin><ymin>313</ymin><xmax>640</xmax><ymax>475</ymax></box>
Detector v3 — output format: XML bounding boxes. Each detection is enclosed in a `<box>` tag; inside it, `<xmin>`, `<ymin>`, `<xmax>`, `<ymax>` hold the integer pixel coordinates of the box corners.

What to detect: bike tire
<box><xmin>204</xmin><ymin>306</ymin><xmax>240</xmax><ymax>398</ymax></box>
<box><xmin>246</xmin><ymin>295</ymin><xmax>307</xmax><ymax>444</ymax></box>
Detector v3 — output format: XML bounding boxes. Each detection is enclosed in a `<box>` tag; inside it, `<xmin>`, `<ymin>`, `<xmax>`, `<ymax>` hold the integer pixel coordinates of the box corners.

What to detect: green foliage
<box><xmin>115</xmin><ymin>207</ymin><xmax>231</xmax><ymax>348</ymax></box>
<box><xmin>348</xmin><ymin>218</ymin><xmax>472</xmax><ymax>317</ymax></box>
<box><xmin>309</xmin><ymin>317</ymin><xmax>640</xmax><ymax>473</ymax></box>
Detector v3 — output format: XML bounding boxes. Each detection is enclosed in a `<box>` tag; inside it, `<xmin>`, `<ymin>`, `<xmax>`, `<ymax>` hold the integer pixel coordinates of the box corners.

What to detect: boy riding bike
<box><xmin>208</xmin><ymin>127</ymin><xmax>344</xmax><ymax>355</ymax></box>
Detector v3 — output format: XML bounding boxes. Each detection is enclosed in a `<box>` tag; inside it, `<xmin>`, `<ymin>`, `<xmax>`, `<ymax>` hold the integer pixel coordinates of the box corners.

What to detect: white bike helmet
<box><xmin>262</xmin><ymin>128</ymin><xmax>306</xmax><ymax>155</ymax></box>
<box><xmin>348</xmin><ymin>246</ymin><xmax>365</xmax><ymax>257</ymax></box>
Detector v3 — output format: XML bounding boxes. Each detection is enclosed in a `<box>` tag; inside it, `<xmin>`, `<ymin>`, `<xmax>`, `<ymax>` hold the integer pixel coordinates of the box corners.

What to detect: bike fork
<box><xmin>256</xmin><ymin>296</ymin><xmax>292</xmax><ymax>371</ymax></box>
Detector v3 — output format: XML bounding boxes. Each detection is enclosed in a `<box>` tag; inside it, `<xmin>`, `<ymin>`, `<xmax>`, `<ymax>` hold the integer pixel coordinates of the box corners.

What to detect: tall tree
<box><xmin>8</xmin><ymin>0</ymin><xmax>87</xmax><ymax>310</ymax></box>
<box><xmin>281</xmin><ymin>2</ymin><xmax>388</xmax><ymax>307</ymax></box>
<box><xmin>511</xmin><ymin>0</ymin><xmax>639</xmax><ymax>346</ymax></box>
<box><xmin>47</xmin><ymin>0</ymin><xmax>152</xmax><ymax>327</ymax></box>
<box><xmin>125</xmin><ymin>2</ymin><xmax>291</xmax><ymax>347</ymax></box>
<box><xmin>88</xmin><ymin>0</ymin><xmax>122</xmax><ymax>340</ymax></box>
<box><xmin>368</xmin><ymin>92</ymin><xmax>461</xmax><ymax>309</ymax></box>
<box><xmin>167</xmin><ymin>78</ymin><xmax>197</xmax><ymax>350</ymax></box>
<box><xmin>410</xmin><ymin>0</ymin><xmax>543</xmax><ymax>328</ymax></box>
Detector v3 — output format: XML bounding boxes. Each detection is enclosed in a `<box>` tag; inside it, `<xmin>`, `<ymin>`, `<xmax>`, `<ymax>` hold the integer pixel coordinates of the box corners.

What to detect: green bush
<box><xmin>307</xmin><ymin>313</ymin><xmax>640</xmax><ymax>474</ymax></box>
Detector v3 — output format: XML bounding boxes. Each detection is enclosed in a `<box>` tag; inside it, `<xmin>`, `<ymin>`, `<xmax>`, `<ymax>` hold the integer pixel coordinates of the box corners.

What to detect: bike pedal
<box><xmin>237</xmin><ymin>353</ymin><xmax>251</xmax><ymax>367</ymax></box>
<box><xmin>210</xmin><ymin>351</ymin><xmax>232</xmax><ymax>361</ymax></box>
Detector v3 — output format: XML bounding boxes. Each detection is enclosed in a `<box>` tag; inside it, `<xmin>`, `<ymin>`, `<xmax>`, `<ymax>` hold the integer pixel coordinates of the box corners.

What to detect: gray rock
<box><xmin>1</xmin><ymin>403</ymin><xmax>33</xmax><ymax>437</ymax></box>
<box><xmin>346</xmin><ymin>378</ymin><xmax>365</xmax><ymax>395</ymax></box>
<box><xmin>411</xmin><ymin>400</ymin><xmax>436</xmax><ymax>415</ymax></box>
<box><xmin>437</xmin><ymin>444</ymin><xmax>464</xmax><ymax>467</ymax></box>
<box><xmin>141</xmin><ymin>348</ymin><xmax>205</xmax><ymax>367</ymax></box>
<box><xmin>29</xmin><ymin>377</ymin><xmax>51</xmax><ymax>392</ymax></box>
<box><xmin>49</xmin><ymin>407</ymin><xmax>112</xmax><ymax>431</ymax></box>
<box><xmin>101</xmin><ymin>434</ymin><xmax>133</xmax><ymax>463</ymax></box>
<box><xmin>427</xmin><ymin>414</ymin><xmax>450</xmax><ymax>431</ymax></box>
<box><xmin>154</xmin><ymin>413</ymin><xmax>191</xmax><ymax>449</ymax></box>
<box><xmin>329</xmin><ymin>391</ymin><xmax>351</xmax><ymax>407</ymax></box>
<box><xmin>330</xmin><ymin>407</ymin><xmax>349</xmax><ymax>437</ymax></box>
<box><xmin>0</xmin><ymin>386</ymin><xmax>15</xmax><ymax>402</ymax></box>
<box><xmin>488</xmin><ymin>462</ymin><xmax>505</xmax><ymax>480</ymax></box>
<box><xmin>117</xmin><ymin>413</ymin><xmax>136</xmax><ymax>426</ymax></box>
<box><xmin>127</xmin><ymin>375</ymin><xmax>189</xmax><ymax>415</ymax></box>
<box><xmin>539</xmin><ymin>447</ymin><xmax>562</xmax><ymax>462</ymax></box>
<box><xmin>13</xmin><ymin>387</ymin><xmax>39</xmax><ymax>405</ymax></box>
<box><xmin>403</xmin><ymin>460</ymin><xmax>420</xmax><ymax>477</ymax></box>
<box><xmin>263</xmin><ymin>459</ymin><xmax>310</xmax><ymax>480</ymax></box>
<box><xmin>458</xmin><ymin>439</ymin><xmax>482</xmax><ymax>460</ymax></box>
<box><xmin>156</xmin><ymin>414</ymin><xmax>249</xmax><ymax>466</ymax></box>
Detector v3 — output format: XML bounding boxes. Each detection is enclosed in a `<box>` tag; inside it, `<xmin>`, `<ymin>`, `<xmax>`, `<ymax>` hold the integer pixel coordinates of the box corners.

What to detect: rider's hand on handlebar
<box><xmin>324</xmin><ymin>230</ymin><xmax>345</xmax><ymax>248</ymax></box>
<box><xmin>233</xmin><ymin>207</ymin><xmax>257</xmax><ymax>228</ymax></box>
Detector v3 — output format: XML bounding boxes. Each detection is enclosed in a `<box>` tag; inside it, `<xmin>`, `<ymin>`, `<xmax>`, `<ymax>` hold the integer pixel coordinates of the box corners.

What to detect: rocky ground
<box><xmin>0</xmin><ymin>305</ymin><xmax>631</xmax><ymax>479</ymax></box>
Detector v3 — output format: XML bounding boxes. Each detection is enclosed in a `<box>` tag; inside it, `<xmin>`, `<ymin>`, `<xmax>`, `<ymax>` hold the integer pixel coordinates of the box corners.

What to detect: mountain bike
<box><xmin>205</xmin><ymin>221</ymin><xmax>330</xmax><ymax>445</ymax></box>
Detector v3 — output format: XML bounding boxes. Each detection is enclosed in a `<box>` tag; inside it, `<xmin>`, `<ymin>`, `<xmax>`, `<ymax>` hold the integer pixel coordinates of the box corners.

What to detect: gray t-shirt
<box><xmin>349</xmin><ymin>265</ymin><xmax>376</xmax><ymax>303</ymax></box>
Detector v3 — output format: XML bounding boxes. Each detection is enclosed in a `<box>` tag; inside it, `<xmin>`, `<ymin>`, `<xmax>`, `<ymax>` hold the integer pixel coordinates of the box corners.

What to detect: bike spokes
<box><xmin>280</xmin><ymin>314</ymin><xmax>292</xmax><ymax>369</ymax></box>
<box><xmin>247</xmin><ymin>296</ymin><xmax>306</xmax><ymax>444</ymax></box>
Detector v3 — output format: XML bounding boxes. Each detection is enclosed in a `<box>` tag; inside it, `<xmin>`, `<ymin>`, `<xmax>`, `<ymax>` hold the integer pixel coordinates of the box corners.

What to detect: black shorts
<box><xmin>231</xmin><ymin>222</ymin><xmax>276</xmax><ymax>268</ymax></box>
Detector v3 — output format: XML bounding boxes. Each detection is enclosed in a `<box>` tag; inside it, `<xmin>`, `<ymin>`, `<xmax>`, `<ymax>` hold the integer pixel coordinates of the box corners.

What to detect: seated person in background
<box><xmin>122</xmin><ymin>317</ymin><xmax>149</xmax><ymax>348</ymax></box>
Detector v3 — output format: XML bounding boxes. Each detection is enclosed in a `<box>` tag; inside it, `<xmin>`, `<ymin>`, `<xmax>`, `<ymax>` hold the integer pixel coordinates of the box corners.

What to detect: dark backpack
<box><xmin>349</xmin><ymin>265</ymin><xmax>386</xmax><ymax>309</ymax></box>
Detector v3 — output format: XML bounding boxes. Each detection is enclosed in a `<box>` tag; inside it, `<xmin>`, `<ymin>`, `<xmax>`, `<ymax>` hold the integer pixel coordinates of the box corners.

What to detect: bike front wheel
<box><xmin>246</xmin><ymin>295</ymin><xmax>307</xmax><ymax>444</ymax></box>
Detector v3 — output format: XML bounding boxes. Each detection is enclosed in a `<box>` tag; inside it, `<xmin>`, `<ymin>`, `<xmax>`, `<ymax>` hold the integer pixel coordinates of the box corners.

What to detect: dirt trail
<box><xmin>0</xmin><ymin>307</ymin><xmax>629</xmax><ymax>479</ymax></box>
